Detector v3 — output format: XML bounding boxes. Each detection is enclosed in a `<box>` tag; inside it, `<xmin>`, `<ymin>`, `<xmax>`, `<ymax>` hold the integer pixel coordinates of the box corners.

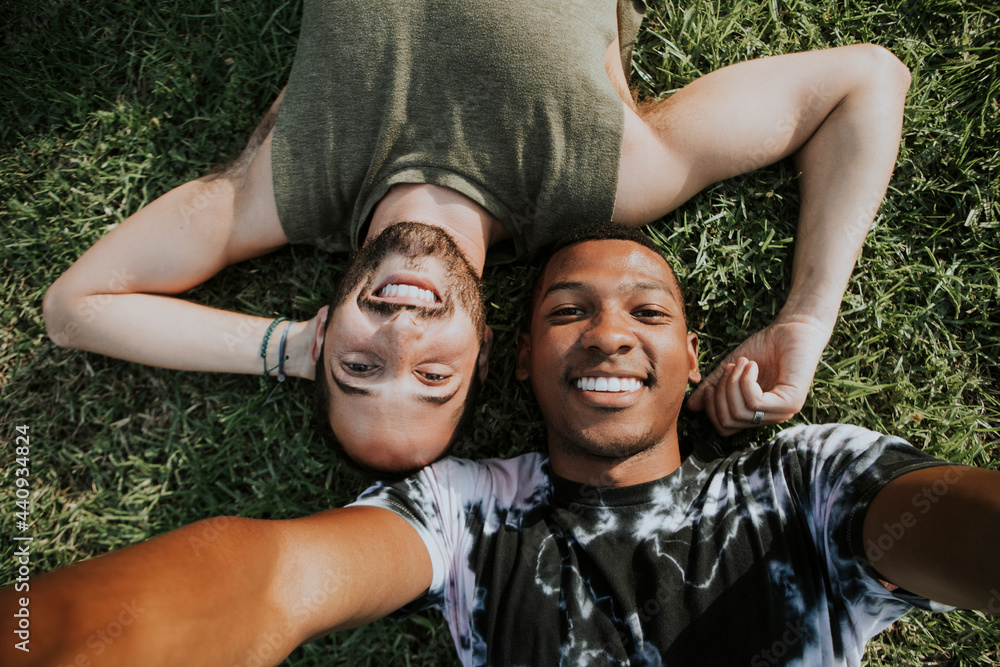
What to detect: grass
<box><xmin>1</xmin><ymin>0</ymin><xmax>998</xmax><ymax>664</ymax></box>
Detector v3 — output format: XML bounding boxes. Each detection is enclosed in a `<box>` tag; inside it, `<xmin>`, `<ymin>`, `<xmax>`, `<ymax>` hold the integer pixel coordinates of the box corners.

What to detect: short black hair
<box><xmin>527</xmin><ymin>222</ymin><xmax>686</xmax><ymax>328</ymax></box>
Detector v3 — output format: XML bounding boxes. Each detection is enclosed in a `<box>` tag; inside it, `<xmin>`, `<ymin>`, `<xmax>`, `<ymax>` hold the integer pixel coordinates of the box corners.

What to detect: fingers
<box><xmin>687</xmin><ymin>354</ymin><xmax>732</xmax><ymax>411</ymax></box>
<box><xmin>702</xmin><ymin>361</ymin><xmax>741</xmax><ymax>437</ymax></box>
<box><xmin>702</xmin><ymin>357</ymin><xmax>797</xmax><ymax>437</ymax></box>
<box><xmin>712</xmin><ymin>359</ymin><xmax>754</xmax><ymax>436</ymax></box>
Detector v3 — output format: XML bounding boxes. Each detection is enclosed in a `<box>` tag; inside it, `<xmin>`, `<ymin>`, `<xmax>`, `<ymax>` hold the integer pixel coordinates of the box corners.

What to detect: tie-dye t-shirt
<box><xmin>351</xmin><ymin>424</ymin><xmax>954</xmax><ymax>666</ymax></box>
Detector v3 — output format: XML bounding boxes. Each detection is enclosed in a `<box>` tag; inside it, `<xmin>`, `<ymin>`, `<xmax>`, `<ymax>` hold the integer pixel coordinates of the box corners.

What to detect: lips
<box><xmin>371</xmin><ymin>273</ymin><xmax>442</xmax><ymax>308</ymax></box>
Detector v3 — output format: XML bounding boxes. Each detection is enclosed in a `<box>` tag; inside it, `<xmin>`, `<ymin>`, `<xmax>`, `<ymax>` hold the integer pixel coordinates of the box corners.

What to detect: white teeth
<box><xmin>575</xmin><ymin>377</ymin><xmax>642</xmax><ymax>392</ymax></box>
<box><xmin>378</xmin><ymin>284</ymin><xmax>437</xmax><ymax>303</ymax></box>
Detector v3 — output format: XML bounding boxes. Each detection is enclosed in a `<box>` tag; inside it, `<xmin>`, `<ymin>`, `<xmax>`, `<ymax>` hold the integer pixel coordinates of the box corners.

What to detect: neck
<box><xmin>547</xmin><ymin>434</ymin><xmax>684</xmax><ymax>488</ymax></box>
<box><xmin>365</xmin><ymin>184</ymin><xmax>509</xmax><ymax>274</ymax></box>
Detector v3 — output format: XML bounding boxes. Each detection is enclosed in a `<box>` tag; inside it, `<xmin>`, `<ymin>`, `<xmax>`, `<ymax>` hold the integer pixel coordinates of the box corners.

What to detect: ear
<box><xmin>309</xmin><ymin>305</ymin><xmax>330</xmax><ymax>365</ymax></box>
<box><xmin>477</xmin><ymin>325</ymin><xmax>494</xmax><ymax>382</ymax></box>
<box><xmin>687</xmin><ymin>332</ymin><xmax>701</xmax><ymax>384</ymax></box>
<box><xmin>515</xmin><ymin>332</ymin><xmax>531</xmax><ymax>381</ymax></box>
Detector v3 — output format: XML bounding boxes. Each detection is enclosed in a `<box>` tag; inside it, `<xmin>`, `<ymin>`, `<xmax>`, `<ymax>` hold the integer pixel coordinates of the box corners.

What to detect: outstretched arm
<box><xmin>42</xmin><ymin>91</ymin><xmax>323</xmax><ymax>381</ymax></box>
<box><xmin>0</xmin><ymin>507</ymin><xmax>431</xmax><ymax>666</ymax></box>
<box><xmin>615</xmin><ymin>44</ymin><xmax>912</xmax><ymax>434</ymax></box>
<box><xmin>862</xmin><ymin>466</ymin><xmax>1000</xmax><ymax>612</ymax></box>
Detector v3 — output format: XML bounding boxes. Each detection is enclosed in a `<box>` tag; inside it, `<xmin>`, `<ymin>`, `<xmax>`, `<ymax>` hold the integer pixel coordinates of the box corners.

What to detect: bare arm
<box><xmin>42</xmin><ymin>91</ymin><xmax>322</xmax><ymax>380</ymax></box>
<box><xmin>615</xmin><ymin>44</ymin><xmax>912</xmax><ymax>433</ymax></box>
<box><xmin>862</xmin><ymin>466</ymin><xmax>1000</xmax><ymax>612</ymax></box>
<box><xmin>0</xmin><ymin>507</ymin><xmax>432</xmax><ymax>666</ymax></box>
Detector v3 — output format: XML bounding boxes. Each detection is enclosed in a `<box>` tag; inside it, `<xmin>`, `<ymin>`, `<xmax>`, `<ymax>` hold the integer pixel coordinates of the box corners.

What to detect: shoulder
<box><xmin>424</xmin><ymin>453</ymin><xmax>551</xmax><ymax>511</ymax></box>
<box><xmin>737</xmin><ymin>424</ymin><xmax>951</xmax><ymax>532</ymax></box>
<box><xmin>702</xmin><ymin>424</ymin><xmax>942</xmax><ymax>513</ymax></box>
<box><xmin>765</xmin><ymin>423</ymin><xmax>939</xmax><ymax>483</ymax></box>
<box><xmin>353</xmin><ymin>452</ymin><xmax>550</xmax><ymax>517</ymax></box>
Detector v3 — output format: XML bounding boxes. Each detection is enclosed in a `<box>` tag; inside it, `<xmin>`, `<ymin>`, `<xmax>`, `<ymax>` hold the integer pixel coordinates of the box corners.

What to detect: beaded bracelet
<box><xmin>260</xmin><ymin>316</ymin><xmax>288</xmax><ymax>376</ymax></box>
<box><xmin>262</xmin><ymin>319</ymin><xmax>297</xmax><ymax>406</ymax></box>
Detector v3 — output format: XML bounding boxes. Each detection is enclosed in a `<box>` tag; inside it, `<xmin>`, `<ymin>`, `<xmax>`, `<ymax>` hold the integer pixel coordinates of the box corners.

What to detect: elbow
<box><xmin>860</xmin><ymin>44</ymin><xmax>912</xmax><ymax>97</ymax></box>
<box><xmin>43</xmin><ymin>279</ymin><xmax>84</xmax><ymax>349</ymax></box>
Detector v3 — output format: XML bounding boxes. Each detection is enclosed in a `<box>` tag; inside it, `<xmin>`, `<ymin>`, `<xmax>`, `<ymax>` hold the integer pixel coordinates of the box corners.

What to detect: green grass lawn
<box><xmin>2</xmin><ymin>0</ymin><xmax>998</xmax><ymax>664</ymax></box>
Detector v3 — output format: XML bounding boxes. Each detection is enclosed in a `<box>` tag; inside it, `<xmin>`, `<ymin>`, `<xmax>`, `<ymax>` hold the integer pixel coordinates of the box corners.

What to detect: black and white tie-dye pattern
<box><xmin>350</xmin><ymin>424</ymin><xmax>955</xmax><ymax>666</ymax></box>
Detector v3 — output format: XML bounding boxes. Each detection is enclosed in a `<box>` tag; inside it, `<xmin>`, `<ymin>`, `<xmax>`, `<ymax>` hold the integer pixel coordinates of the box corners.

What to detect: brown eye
<box><xmin>344</xmin><ymin>362</ymin><xmax>375</xmax><ymax>373</ymax></box>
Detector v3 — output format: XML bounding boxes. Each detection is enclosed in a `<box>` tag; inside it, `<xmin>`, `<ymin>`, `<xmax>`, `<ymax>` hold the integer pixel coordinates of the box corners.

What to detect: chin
<box><xmin>564</xmin><ymin>429</ymin><xmax>658</xmax><ymax>461</ymax></box>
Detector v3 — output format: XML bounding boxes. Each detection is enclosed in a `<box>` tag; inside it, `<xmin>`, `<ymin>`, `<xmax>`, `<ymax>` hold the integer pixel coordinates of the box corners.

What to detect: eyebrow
<box><xmin>331</xmin><ymin>373</ymin><xmax>461</xmax><ymax>405</ymax></box>
<box><xmin>544</xmin><ymin>279</ymin><xmax>680</xmax><ymax>301</ymax></box>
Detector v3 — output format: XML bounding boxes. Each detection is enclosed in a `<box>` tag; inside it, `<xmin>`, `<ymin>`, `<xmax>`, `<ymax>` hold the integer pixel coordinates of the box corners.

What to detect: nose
<box><xmin>382</xmin><ymin>309</ymin><xmax>424</xmax><ymax>345</ymax></box>
<box><xmin>580</xmin><ymin>309</ymin><xmax>637</xmax><ymax>356</ymax></box>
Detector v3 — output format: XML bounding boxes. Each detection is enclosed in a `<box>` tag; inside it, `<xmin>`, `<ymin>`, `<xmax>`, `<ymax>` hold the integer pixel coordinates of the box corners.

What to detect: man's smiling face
<box><xmin>517</xmin><ymin>239</ymin><xmax>700</xmax><ymax>475</ymax></box>
<box><xmin>320</xmin><ymin>222</ymin><xmax>488</xmax><ymax>472</ymax></box>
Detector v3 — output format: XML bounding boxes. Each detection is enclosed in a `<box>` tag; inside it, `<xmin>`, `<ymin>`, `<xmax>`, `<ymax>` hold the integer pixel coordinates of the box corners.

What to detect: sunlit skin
<box><xmin>317</xmin><ymin>251</ymin><xmax>491</xmax><ymax>471</ymax></box>
<box><xmin>11</xmin><ymin>249</ymin><xmax>1000</xmax><ymax>667</ymax></box>
<box><xmin>516</xmin><ymin>240</ymin><xmax>701</xmax><ymax>487</ymax></box>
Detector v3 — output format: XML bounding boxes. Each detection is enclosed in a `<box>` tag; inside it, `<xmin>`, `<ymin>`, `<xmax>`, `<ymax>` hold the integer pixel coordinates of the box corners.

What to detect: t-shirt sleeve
<box><xmin>347</xmin><ymin>454</ymin><xmax>549</xmax><ymax>619</ymax></box>
<box><xmin>347</xmin><ymin>458</ymin><xmax>485</xmax><ymax>613</ymax></box>
<box><xmin>777</xmin><ymin>424</ymin><xmax>958</xmax><ymax>616</ymax></box>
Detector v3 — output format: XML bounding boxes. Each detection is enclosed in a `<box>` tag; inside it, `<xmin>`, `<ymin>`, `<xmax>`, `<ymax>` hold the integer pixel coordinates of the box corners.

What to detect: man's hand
<box><xmin>687</xmin><ymin>316</ymin><xmax>831</xmax><ymax>436</ymax></box>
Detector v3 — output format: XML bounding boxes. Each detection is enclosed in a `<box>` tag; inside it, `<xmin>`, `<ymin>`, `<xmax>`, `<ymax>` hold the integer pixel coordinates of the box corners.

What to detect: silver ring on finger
<box><xmin>751</xmin><ymin>410</ymin><xmax>764</xmax><ymax>426</ymax></box>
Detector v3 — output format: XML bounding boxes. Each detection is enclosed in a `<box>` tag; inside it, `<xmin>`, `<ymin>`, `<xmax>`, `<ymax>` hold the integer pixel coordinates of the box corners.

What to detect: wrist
<box><xmin>283</xmin><ymin>320</ymin><xmax>318</xmax><ymax>380</ymax></box>
<box><xmin>775</xmin><ymin>291</ymin><xmax>839</xmax><ymax>335</ymax></box>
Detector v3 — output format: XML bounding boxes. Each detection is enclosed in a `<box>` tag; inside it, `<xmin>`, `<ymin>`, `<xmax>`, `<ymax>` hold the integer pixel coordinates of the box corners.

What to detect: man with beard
<box><xmin>42</xmin><ymin>0</ymin><xmax>913</xmax><ymax>470</ymax></box>
<box><xmin>8</xmin><ymin>226</ymin><xmax>999</xmax><ymax>665</ymax></box>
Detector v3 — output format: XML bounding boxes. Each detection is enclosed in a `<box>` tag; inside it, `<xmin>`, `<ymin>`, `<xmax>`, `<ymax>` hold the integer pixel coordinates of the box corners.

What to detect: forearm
<box><xmin>45</xmin><ymin>290</ymin><xmax>314</xmax><ymax>378</ymax></box>
<box><xmin>0</xmin><ymin>518</ymin><xmax>294</xmax><ymax>666</ymax></box>
<box><xmin>864</xmin><ymin>466</ymin><xmax>1000</xmax><ymax>612</ymax></box>
<box><xmin>783</xmin><ymin>50</ymin><xmax>910</xmax><ymax>330</ymax></box>
<box><xmin>43</xmin><ymin>154</ymin><xmax>300</xmax><ymax>376</ymax></box>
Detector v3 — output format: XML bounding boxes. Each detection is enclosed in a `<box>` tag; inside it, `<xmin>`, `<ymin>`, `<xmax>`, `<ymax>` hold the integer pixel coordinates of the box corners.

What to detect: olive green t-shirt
<box><xmin>272</xmin><ymin>0</ymin><xmax>645</xmax><ymax>263</ymax></box>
